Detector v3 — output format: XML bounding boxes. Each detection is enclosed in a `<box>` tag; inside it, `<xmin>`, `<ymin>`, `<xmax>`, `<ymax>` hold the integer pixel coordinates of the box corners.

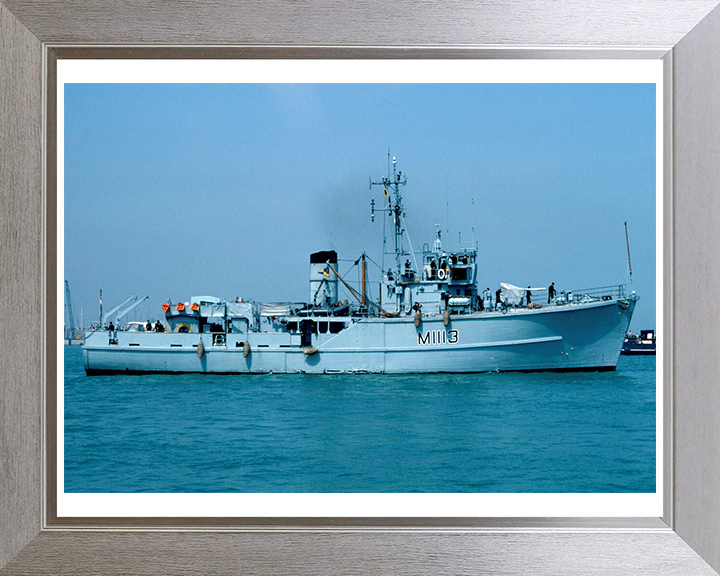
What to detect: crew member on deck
<box><xmin>405</xmin><ymin>259</ymin><xmax>414</xmax><ymax>280</ymax></box>
<box><xmin>145</xmin><ymin>320</ymin><xmax>152</xmax><ymax>332</ymax></box>
<box><xmin>482</xmin><ymin>287</ymin><xmax>490</xmax><ymax>303</ymax></box>
<box><xmin>548</xmin><ymin>282</ymin><xmax>556</xmax><ymax>303</ymax></box>
<box><xmin>495</xmin><ymin>288</ymin><xmax>502</xmax><ymax>310</ymax></box>
<box><xmin>526</xmin><ymin>287</ymin><xmax>532</xmax><ymax>306</ymax></box>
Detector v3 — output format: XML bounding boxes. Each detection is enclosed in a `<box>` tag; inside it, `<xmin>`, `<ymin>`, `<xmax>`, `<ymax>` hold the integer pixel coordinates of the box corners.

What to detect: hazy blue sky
<box><xmin>64</xmin><ymin>82</ymin><xmax>656</xmax><ymax>330</ymax></box>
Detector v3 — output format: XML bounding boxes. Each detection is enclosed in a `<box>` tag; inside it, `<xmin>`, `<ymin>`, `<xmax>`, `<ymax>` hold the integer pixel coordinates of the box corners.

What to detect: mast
<box><xmin>361</xmin><ymin>253</ymin><xmax>366</xmax><ymax>306</ymax></box>
<box><xmin>370</xmin><ymin>155</ymin><xmax>407</xmax><ymax>277</ymax></box>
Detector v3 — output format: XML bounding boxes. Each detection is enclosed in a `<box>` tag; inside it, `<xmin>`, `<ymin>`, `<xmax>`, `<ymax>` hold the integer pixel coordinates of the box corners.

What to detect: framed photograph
<box><xmin>55</xmin><ymin>59</ymin><xmax>662</xmax><ymax>522</ymax></box>
<box><xmin>2</xmin><ymin>2</ymin><xmax>720</xmax><ymax>575</ymax></box>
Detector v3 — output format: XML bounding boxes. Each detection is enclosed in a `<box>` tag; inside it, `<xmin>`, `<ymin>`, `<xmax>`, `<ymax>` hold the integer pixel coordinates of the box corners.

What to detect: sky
<box><xmin>64</xmin><ymin>81</ymin><xmax>657</xmax><ymax>331</ymax></box>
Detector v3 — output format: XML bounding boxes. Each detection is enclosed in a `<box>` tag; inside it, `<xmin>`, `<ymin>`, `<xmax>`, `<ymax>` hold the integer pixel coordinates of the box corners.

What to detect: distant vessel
<box><xmin>621</xmin><ymin>329</ymin><xmax>656</xmax><ymax>355</ymax></box>
<box><xmin>83</xmin><ymin>158</ymin><xmax>637</xmax><ymax>375</ymax></box>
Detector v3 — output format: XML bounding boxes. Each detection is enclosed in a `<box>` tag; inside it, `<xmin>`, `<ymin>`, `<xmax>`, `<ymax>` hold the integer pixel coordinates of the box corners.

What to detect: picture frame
<box><xmin>2</xmin><ymin>1</ymin><xmax>719</xmax><ymax>574</ymax></box>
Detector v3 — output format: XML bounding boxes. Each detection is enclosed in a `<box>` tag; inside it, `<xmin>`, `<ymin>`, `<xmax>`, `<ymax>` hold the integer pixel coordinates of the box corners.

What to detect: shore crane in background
<box><xmin>64</xmin><ymin>280</ymin><xmax>77</xmax><ymax>339</ymax></box>
<box><xmin>114</xmin><ymin>295</ymin><xmax>150</xmax><ymax>326</ymax></box>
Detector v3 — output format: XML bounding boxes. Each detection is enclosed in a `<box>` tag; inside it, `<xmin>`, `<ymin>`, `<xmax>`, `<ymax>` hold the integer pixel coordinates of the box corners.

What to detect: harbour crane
<box><xmin>64</xmin><ymin>280</ymin><xmax>77</xmax><ymax>339</ymax></box>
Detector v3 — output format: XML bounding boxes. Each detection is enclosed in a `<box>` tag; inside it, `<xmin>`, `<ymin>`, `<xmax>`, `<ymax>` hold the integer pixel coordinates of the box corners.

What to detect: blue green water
<box><xmin>64</xmin><ymin>345</ymin><xmax>656</xmax><ymax>493</ymax></box>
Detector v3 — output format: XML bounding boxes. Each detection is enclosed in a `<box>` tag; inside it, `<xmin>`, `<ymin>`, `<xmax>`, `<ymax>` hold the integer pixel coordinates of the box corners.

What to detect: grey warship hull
<box><xmin>83</xmin><ymin>297</ymin><xmax>636</xmax><ymax>375</ymax></box>
<box><xmin>82</xmin><ymin>157</ymin><xmax>639</xmax><ymax>375</ymax></box>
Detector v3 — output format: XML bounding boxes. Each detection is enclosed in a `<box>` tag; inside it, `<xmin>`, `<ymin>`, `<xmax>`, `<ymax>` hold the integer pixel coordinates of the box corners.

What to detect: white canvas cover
<box><xmin>259</xmin><ymin>303</ymin><xmax>305</xmax><ymax>316</ymax></box>
<box><xmin>499</xmin><ymin>283</ymin><xmax>546</xmax><ymax>305</ymax></box>
<box><xmin>226</xmin><ymin>301</ymin><xmax>254</xmax><ymax>318</ymax></box>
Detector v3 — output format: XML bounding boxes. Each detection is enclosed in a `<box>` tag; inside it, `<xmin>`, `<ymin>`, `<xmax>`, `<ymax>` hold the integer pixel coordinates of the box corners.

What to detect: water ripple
<box><xmin>63</xmin><ymin>347</ymin><xmax>656</xmax><ymax>493</ymax></box>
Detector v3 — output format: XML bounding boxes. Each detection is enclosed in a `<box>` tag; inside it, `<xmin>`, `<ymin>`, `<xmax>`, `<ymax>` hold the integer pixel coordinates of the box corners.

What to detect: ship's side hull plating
<box><xmin>83</xmin><ymin>298</ymin><xmax>636</xmax><ymax>375</ymax></box>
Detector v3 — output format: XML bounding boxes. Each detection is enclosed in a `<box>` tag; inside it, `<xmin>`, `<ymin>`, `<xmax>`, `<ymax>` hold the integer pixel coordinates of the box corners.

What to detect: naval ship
<box><xmin>82</xmin><ymin>158</ymin><xmax>637</xmax><ymax>375</ymax></box>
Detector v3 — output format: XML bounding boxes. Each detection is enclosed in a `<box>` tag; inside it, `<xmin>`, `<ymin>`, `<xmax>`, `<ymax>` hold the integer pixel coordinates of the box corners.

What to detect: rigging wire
<box><xmin>400</xmin><ymin>213</ymin><xmax>420</xmax><ymax>275</ymax></box>
<box><xmin>364</xmin><ymin>253</ymin><xmax>385</xmax><ymax>271</ymax></box>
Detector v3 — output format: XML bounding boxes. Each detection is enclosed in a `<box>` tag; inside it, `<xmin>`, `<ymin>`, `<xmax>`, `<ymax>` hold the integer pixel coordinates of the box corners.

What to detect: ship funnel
<box><xmin>309</xmin><ymin>250</ymin><xmax>339</xmax><ymax>307</ymax></box>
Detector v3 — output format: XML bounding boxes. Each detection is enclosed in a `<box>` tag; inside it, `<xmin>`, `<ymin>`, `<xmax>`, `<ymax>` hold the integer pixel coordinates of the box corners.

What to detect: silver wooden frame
<box><xmin>2</xmin><ymin>2</ymin><xmax>720</xmax><ymax>574</ymax></box>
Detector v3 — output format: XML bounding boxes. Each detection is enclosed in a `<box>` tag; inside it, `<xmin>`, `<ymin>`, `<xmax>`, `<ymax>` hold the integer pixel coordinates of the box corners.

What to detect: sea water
<box><xmin>63</xmin><ymin>345</ymin><xmax>656</xmax><ymax>493</ymax></box>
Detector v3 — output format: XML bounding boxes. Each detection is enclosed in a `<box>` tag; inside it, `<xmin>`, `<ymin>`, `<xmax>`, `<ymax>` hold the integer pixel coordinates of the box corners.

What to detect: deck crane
<box><xmin>64</xmin><ymin>280</ymin><xmax>77</xmax><ymax>339</ymax></box>
<box><xmin>114</xmin><ymin>295</ymin><xmax>150</xmax><ymax>326</ymax></box>
<box><xmin>102</xmin><ymin>294</ymin><xmax>137</xmax><ymax>327</ymax></box>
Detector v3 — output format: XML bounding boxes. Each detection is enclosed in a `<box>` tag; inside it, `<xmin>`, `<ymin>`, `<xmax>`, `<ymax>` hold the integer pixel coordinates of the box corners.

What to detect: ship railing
<box><xmin>553</xmin><ymin>284</ymin><xmax>627</xmax><ymax>304</ymax></box>
<box><xmin>480</xmin><ymin>284</ymin><xmax>628</xmax><ymax>312</ymax></box>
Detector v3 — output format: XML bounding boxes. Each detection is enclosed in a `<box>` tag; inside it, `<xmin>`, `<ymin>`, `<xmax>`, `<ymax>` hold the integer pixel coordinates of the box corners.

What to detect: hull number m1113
<box><xmin>418</xmin><ymin>329</ymin><xmax>459</xmax><ymax>346</ymax></box>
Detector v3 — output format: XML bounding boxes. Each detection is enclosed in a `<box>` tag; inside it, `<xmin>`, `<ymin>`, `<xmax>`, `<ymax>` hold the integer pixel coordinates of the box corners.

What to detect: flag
<box><xmin>318</xmin><ymin>267</ymin><xmax>330</xmax><ymax>277</ymax></box>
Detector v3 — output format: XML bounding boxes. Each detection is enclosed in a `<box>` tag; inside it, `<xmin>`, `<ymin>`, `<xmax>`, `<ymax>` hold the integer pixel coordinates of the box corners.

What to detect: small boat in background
<box><xmin>621</xmin><ymin>329</ymin><xmax>656</xmax><ymax>355</ymax></box>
